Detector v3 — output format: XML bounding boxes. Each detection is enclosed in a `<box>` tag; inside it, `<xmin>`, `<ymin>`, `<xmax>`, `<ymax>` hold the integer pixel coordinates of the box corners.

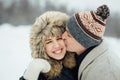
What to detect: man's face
<box><xmin>62</xmin><ymin>30</ymin><xmax>81</xmax><ymax>53</ymax></box>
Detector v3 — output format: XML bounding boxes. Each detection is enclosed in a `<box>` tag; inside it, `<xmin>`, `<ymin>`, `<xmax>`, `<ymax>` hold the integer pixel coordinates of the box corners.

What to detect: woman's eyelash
<box><xmin>57</xmin><ymin>37</ymin><xmax>62</xmax><ymax>40</ymax></box>
<box><xmin>46</xmin><ymin>41</ymin><xmax>52</xmax><ymax>44</ymax></box>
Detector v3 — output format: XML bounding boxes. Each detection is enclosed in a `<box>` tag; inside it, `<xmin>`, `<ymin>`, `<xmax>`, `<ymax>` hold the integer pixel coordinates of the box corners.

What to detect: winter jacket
<box><xmin>20</xmin><ymin>52</ymin><xmax>77</xmax><ymax>80</ymax></box>
<box><xmin>78</xmin><ymin>40</ymin><xmax>120</xmax><ymax>80</ymax></box>
<box><xmin>20</xmin><ymin>65</ymin><xmax>77</xmax><ymax>80</ymax></box>
<box><xmin>38</xmin><ymin>65</ymin><xmax>77</xmax><ymax>80</ymax></box>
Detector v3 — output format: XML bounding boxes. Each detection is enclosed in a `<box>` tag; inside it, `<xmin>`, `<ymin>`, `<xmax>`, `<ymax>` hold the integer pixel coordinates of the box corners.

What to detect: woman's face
<box><xmin>45</xmin><ymin>36</ymin><xmax>66</xmax><ymax>60</ymax></box>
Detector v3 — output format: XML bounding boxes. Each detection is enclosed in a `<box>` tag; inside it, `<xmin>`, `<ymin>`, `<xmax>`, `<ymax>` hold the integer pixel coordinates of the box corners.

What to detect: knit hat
<box><xmin>66</xmin><ymin>5</ymin><xmax>110</xmax><ymax>48</ymax></box>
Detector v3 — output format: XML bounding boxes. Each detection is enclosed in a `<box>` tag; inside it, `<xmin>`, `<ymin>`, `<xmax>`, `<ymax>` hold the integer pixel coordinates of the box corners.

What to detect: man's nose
<box><xmin>62</xmin><ymin>33</ymin><xmax>66</xmax><ymax>40</ymax></box>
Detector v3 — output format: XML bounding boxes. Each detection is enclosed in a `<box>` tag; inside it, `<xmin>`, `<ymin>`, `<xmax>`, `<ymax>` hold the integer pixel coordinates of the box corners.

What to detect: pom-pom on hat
<box><xmin>66</xmin><ymin>5</ymin><xmax>110</xmax><ymax>48</ymax></box>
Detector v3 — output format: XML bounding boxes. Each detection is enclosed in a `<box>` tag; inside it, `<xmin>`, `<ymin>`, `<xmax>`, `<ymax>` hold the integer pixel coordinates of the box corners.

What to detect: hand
<box><xmin>23</xmin><ymin>59</ymin><xmax>51</xmax><ymax>80</ymax></box>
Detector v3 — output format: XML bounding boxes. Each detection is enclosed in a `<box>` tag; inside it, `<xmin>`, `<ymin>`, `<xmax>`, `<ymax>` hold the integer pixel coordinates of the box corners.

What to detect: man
<box><xmin>62</xmin><ymin>5</ymin><xmax>120</xmax><ymax>80</ymax></box>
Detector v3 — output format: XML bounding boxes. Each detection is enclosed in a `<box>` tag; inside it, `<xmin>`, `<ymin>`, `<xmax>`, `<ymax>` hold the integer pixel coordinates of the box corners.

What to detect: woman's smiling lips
<box><xmin>53</xmin><ymin>48</ymin><xmax>62</xmax><ymax>54</ymax></box>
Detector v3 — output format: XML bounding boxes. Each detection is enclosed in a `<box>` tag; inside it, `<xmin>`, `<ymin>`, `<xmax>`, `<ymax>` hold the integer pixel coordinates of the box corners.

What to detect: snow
<box><xmin>0</xmin><ymin>23</ymin><xmax>120</xmax><ymax>80</ymax></box>
<box><xmin>0</xmin><ymin>23</ymin><xmax>32</xmax><ymax>80</ymax></box>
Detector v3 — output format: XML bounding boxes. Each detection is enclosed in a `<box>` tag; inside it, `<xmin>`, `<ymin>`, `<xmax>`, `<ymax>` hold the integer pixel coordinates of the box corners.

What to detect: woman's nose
<box><xmin>54</xmin><ymin>41</ymin><xmax>60</xmax><ymax>48</ymax></box>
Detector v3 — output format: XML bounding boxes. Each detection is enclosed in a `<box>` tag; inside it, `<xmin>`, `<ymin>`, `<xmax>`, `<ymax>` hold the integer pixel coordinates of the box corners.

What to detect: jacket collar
<box><xmin>78</xmin><ymin>40</ymin><xmax>108</xmax><ymax>78</ymax></box>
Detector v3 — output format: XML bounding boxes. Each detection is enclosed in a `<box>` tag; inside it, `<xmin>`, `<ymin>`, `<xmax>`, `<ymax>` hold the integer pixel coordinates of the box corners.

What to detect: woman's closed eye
<box><xmin>57</xmin><ymin>37</ymin><xmax>62</xmax><ymax>40</ymax></box>
<box><xmin>46</xmin><ymin>40</ymin><xmax>52</xmax><ymax>44</ymax></box>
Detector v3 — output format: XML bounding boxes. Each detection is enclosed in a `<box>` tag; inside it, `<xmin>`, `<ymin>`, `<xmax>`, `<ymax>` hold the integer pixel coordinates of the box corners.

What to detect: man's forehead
<box><xmin>65</xmin><ymin>27</ymin><xmax>73</xmax><ymax>37</ymax></box>
<box><xmin>66</xmin><ymin>27</ymin><xmax>69</xmax><ymax>33</ymax></box>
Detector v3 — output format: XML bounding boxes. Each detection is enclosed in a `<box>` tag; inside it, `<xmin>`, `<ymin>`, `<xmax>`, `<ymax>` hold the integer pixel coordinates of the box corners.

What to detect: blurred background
<box><xmin>0</xmin><ymin>0</ymin><xmax>120</xmax><ymax>80</ymax></box>
<box><xmin>0</xmin><ymin>0</ymin><xmax>120</xmax><ymax>37</ymax></box>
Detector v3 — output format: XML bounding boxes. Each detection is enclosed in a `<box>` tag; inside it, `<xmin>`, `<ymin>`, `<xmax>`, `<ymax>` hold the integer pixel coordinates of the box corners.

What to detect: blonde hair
<box><xmin>30</xmin><ymin>11</ymin><xmax>69</xmax><ymax>59</ymax></box>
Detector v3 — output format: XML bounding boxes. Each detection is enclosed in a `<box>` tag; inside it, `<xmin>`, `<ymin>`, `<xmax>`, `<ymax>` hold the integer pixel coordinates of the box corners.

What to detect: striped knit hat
<box><xmin>66</xmin><ymin>5</ymin><xmax>110</xmax><ymax>48</ymax></box>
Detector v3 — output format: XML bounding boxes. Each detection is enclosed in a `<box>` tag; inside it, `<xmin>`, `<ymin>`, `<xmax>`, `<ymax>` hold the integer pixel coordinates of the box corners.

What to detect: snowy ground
<box><xmin>0</xmin><ymin>23</ymin><xmax>120</xmax><ymax>80</ymax></box>
<box><xmin>0</xmin><ymin>24</ymin><xmax>32</xmax><ymax>80</ymax></box>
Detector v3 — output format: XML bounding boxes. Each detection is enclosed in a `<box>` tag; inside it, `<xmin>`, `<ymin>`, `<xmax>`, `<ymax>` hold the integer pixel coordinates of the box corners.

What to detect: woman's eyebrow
<box><xmin>45</xmin><ymin>39</ymin><xmax>52</xmax><ymax>41</ymax></box>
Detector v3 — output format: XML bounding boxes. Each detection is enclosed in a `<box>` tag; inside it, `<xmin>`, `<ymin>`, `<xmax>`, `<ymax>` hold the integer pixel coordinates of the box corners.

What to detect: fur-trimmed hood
<box><xmin>30</xmin><ymin>11</ymin><xmax>76</xmax><ymax>79</ymax></box>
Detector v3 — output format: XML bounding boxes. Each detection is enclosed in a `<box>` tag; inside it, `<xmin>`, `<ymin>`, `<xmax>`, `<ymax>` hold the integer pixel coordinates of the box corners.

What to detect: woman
<box><xmin>20</xmin><ymin>11</ymin><xmax>76</xmax><ymax>80</ymax></box>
